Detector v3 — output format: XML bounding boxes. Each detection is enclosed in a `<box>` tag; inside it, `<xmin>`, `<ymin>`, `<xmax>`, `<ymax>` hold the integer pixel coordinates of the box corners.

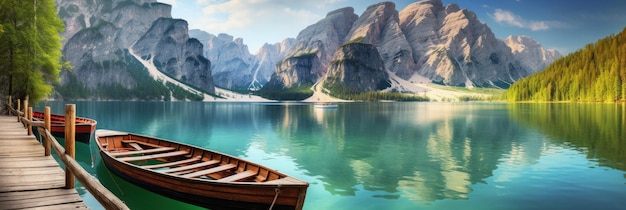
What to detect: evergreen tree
<box><xmin>0</xmin><ymin>0</ymin><xmax>64</xmax><ymax>103</ymax></box>
<box><xmin>507</xmin><ymin>27</ymin><xmax>626</xmax><ymax>102</ymax></box>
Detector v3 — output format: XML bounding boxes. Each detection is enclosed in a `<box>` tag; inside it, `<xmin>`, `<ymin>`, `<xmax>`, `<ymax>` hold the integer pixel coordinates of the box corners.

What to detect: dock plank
<box><xmin>0</xmin><ymin>115</ymin><xmax>88</xmax><ymax>209</ymax></box>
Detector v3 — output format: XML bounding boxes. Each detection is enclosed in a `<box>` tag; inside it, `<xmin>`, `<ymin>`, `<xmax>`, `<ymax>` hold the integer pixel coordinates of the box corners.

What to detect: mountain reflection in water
<box><xmin>38</xmin><ymin>102</ymin><xmax>626</xmax><ymax>210</ymax></box>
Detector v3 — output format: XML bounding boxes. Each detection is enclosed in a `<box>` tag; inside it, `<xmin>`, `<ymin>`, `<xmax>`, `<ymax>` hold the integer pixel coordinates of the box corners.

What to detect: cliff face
<box><xmin>345</xmin><ymin>2</ymin><xmax>416</xmax><ymax>79</ymax></box>
<box><xmin>57</xmin><ymin>0</ymin><xmax>172</xmax><ymax>46</ymax></box>
<box><xmin>505</xmin><ymin>35</ymin><xmax>562</xmax><ymax>73</ymax></box>
<box><xmin>249</xmin><ymin>39</ymin><xmax>295</xmax><ymax>90</ymax></box>
<box><xmin>264</xmin><ymin>0</ymin><xmax>560</xmax><ymax>92</ymax></box>
<box><xmin>190</xmin><ymin>30</ymin><xmax>293</xmax><ymax>90</ymax></box>
<box><xmin>325</xmin><ymin>43</ymin><xmax>390</xmax><ymax>92</ymax></box>
<box><xmin>263</xmin><ymin>7</ymin><xmax>359</xmax><ymax>90</ymax></box>
<box><xmin>398</xmin><ymin>0</ymin><xmax>525</xmax><ymax>87</ymax></box>
<box><xmin>133</xmin><ymin>19</ymin><xmax>214</xmax><ymax>92</ymax></box>
<box><xmin>55</xmin><ymin>0</ymin><xmax>214</xmax><ymax>99</ymax></box>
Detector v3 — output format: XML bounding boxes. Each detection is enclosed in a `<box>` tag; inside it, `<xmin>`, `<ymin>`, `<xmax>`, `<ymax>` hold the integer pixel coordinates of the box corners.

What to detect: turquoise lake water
<box><xmin>36</xmin><ymin>102</ymin><xmax>626</xmax><ymax>210</ymax></box>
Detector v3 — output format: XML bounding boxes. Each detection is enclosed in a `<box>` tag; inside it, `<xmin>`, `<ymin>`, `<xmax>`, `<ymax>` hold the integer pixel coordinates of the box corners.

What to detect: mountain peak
<box><xmin>326</xmin><ymin>7</ymin><xmax>355</xmax><ymax>17</ymax></box>
<box><xmin>504</xmin><ymin>35</ymin><xmax>562</xmax><ymax>72</ymax></box>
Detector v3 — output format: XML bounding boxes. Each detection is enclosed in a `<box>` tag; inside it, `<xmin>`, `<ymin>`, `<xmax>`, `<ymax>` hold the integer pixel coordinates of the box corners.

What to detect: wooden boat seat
<box><xmin>128</xmin><ymin>143</ymin><xmax>143</xmax><ymax>151</ymax></box>
<box><xmin>110</xmin><ymin>147</ymin><xmax>175</xmax><ymax>157</ymax></box>
<box><xmin>122</xmin><ymin>140</ymin><xmax>168</xmax><ymax>149</ymax></box>
<box><xmin>218</xmin><ymin>170</ymin><xmax>257</xmax><ymax>182</ymax></box>
<box><xmin>162</xmin><ymin>160</ymin><xmax>220</xmax><ymax>173</ymax></box>
<box><xmin>141</xmin><ymin>157</ymin><xmax>201</xmax><ymax>169</ymax></box>
<box><xmin>118</xmin><ymin>151</ymin><xmax>188</xmax><ymax>162</ymax></box>
<box><xmin>181</xmin><ymin>164</ymin><xmax>236</xmax><ymax>178</ymax></box>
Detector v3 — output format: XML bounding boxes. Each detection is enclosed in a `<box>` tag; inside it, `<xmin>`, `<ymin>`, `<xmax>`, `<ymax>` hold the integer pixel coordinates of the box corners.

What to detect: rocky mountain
<box><xmin>263</xmin><ymin>7</ymin><xmax>359</xmax><ymax>90</ymax></box>
<box><xmin>132</xmin><ymin>19</ymin><xmax>214</xmax><ymax>92</ymax></box>
<box><xmin>345</xmin><ymin>2</ymin><xmax>416</xmax><ymax>79</ymax></box>
<box><xmin>263</xmin><ymin>0</ymin><xmax>560</xmax><ymax>94</ymax></box>
<box><xmin>399</xmin><ymin>0</ymin><xmax>528</xmax><ymax>87</ymax></box>
<box><xmin>324</xmin><ymin>42</ymin><xmax>391</xmax><ymax>92</ymax></box>
<box><xmin>249</xmin><ymin>39</ymin><xmax>295</xmax><ymax>90</ymax></box>
<box><xmin>54</xmin><ymin>0</ymin><xmax>214</xmax><ymax>100</ymax></box>
<box><xmin>505</xmin><ymin>35</ymin><xmax>562</xmax><ymax>73</ymax></box>
<box><xmin>190</xmin><ymin>30</ymin><xmax>294</xmax><ymax>90</ymax></box>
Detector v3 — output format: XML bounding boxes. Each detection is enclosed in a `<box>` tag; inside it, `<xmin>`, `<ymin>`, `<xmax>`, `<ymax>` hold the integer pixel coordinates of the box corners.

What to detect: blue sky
<box><xmin>156</xmin><ymin>0</ymin><xmax>626</xmax><ymax>55</ymax></box>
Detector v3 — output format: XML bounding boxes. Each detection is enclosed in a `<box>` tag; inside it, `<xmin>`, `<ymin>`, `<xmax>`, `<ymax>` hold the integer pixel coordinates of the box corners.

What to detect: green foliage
<box><xmin>166</xmin><ymin>82</ymin><xmax>203</xmax><ymax>101</ymax></box>
<box><xmin>55</xmin><ymin>49</ymin><xmax>216</xmax><ymax>101</ymax></box>
<box><xmin>506</xmin><ymin>27</ymin><xmax>626</xmax><ymax>102</ymax></box>
<box><xmin>256</xmin><ymin>84</ymin><xmax>314</xmax><ymax>100</ymax></box>
<box><xmin>292</xmin><ymin>52</ymin><xmax>317</xmax><ymax>59</ymax></box>
<box><xmin>323</xmin><ymin>82</ymin><xmax>429</xmax><ymax>102</ymax></box>
<box><xmin>0</xmin><ymin>0</ymin><xmax>65</xmax><ymax>103</ymax></box>
<box><xmin>343</xmin><ymin>36</ymin><xmax>365</xmax><ymax>45</ymax></box>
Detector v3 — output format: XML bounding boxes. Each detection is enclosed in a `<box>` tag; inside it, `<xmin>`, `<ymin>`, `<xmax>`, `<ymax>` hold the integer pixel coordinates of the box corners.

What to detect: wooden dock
<box><xmin>0</xmin><ymin>115</ymin><xmax>88</xmax><ymax>209</ymax></box>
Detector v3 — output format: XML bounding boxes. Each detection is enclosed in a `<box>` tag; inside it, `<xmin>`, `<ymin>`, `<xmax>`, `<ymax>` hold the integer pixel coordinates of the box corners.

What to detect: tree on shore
<box><xmin>506</xmin><ymin>27</ymin><xmax>626</xmax><ymax>102</ymax></box>
<box><xmin>0</xmin><ymin>0</ymin><xmax>65</xmax><ymax>103</ymax></box>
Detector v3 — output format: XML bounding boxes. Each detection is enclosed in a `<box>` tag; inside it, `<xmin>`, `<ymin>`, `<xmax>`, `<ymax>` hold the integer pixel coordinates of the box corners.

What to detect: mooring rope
<box><xmin>106</xmin><ymin>168</ymin><xmax>125</xmax><ymax>196</ymax></box>
<box><xmin>269</xmin><ymin>184</ymin><xmax>282</xmax><ymax>210</ymax></box>
<box><xmin>89</xmin><ymin>142</ymin><xmax>96</xmax><ymax>168</ymax></box>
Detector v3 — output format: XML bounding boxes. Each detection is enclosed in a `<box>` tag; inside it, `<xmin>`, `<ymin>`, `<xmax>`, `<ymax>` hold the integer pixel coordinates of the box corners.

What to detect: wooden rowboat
<box><xmin>32</xmin><ymin>111</ymin><xmax>97</xmax><ymax>144</ymax></box>
<box><xmin>95</xmin><ymin>130</ymin><xmax>309</xmax><ymax>210</ymax></box>
<box><xmin>314</xmin><ymin>103</ymin><xmax>338</xmax><ymax>109</ymax></box>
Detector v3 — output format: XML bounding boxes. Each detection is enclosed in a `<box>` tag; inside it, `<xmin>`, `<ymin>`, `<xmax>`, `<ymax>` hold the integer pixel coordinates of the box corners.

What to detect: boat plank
<box><xmin>218</xmin><ymin>170</ymin><xmax>257</xmax><ymax>182</ymax></box>
<box><xmin>181</xmin><ymin>164</ymin><xmax>236</xmax><ymax>178</ymax></box>
<box><xmin>95</xmin><ymin>129</ymin><xmax>309</xmax><ymax>209</ymax></box>
<box><xmin>110</xmin><ymin>146</ymin><xmax>175</xmax><ymax>157</ymax></box>
<box><xmin>128</xmin><ymin>142</ymin><xmax>143</xmax><ymax>151</ymax></box>
<box><xmin>141</xmin><ymin>157</ymin><xmax>201</xmax><ymax>169</ymax></box>
<box><xmin>118</xmin><ymin>150</ymin><xmax>189</xmax><ymax>162</ymax></box>
<box><xmin>122</xmin><ymin>140</ymin><xmax>167</xmax><ymax>149</ymax></box>
<box><xmin>162</xmin><ymin>160</ymin><xmax>220</xmax><ymax>173</ymax></box>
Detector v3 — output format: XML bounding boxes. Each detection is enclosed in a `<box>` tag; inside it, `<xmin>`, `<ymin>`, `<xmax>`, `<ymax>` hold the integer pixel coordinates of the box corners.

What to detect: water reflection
<box><xmin>263</xmin><ymin>103</ymin><xmax>545</xmax><ymax>203</ymax></box>
<box><xmin>509</xmin><ymin>103</ymin><xmax>626</xmax><ymax>170</ymax></box>
<box><xmin>35</xmin><ymin>101</ymin><xmax>626</xmax><ymax>209</ymax></box>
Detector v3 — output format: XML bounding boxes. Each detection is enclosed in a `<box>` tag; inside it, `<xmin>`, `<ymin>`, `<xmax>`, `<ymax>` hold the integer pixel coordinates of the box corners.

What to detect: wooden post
<box><xmin>7</xmin><ymin>96</ymin><xmax>11</xmax><ymax>115</ymax></box>
<box><xmin>16</xmin><ymin>99</ymin><xmax>20</xmax><ymax>121</ymax></box>
<box><xmin>44</xmin><ymin>106</ymin><xmax>51</xmax><ymax>156</ymax></box>
<box><xmin>65</xmin><ymin>104</ymin><xmax>76</xmax><ymax>189</ymax></box>
<box><xmin>27</xmin><ymin>107</ymin><xmax>33</xmax><ymax>135</ymax></box>
<box><xmin>23</xmin><ymin>99</ymin><xmax>28</xmax><ymax>128</ymax></box>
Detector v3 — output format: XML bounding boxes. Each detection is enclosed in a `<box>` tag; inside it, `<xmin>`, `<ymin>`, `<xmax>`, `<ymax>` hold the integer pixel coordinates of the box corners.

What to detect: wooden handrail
<box><xmin>7</xmin><ymin>100</ymin><xmax>130</xmax><ymax>210</ymax></box>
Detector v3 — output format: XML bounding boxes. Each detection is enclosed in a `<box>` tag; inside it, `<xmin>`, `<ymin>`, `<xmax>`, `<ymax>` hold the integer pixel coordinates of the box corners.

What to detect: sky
<box><xmin>156</xmin><ymin>0</ymin><xmax>626</xmax><ymax>55</ymax></box>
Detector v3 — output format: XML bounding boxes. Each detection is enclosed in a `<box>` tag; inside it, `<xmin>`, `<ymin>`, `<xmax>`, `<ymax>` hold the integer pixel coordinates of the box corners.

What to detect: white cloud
<box><xmin>199</xmin><ymin>1</ymin><xmax>322</xmax><ymax>30</ymax></box>
<box><xmin>167</xmin><ymin>0</ymin><xmax>351</xmax><ymax>52</ymax></box>
<box><xmin>492</xmin><ymin>9</ymin><xmax>549</xmax><ymax>31</ymax></box>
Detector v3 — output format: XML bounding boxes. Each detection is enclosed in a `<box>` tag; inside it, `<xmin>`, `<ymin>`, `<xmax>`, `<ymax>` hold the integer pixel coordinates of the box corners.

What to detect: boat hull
<box><xmin>96</xmin><ymin>130</ymin><xmax>308</xmax><ymax>210</ymax></box>
<box><xmin>314</xmin><ymin>104</ymin><xmax>338</xmax><ymax>109</ymax></box>
<box><xmin>32</xmin><ymin>111</ymin><xmax>97</xmax><ymax>144</ymax></box>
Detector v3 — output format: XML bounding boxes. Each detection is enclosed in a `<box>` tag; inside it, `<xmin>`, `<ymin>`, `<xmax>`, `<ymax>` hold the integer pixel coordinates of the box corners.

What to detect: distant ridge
<box><xmin>260</xmin><ymin>0</ymin><xmax>560</xmax><ymax>100</ymax></box>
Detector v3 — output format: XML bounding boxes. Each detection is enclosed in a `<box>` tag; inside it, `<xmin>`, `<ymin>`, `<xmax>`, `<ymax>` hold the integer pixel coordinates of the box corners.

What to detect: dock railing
<box><xmin>5</xmin><ymin>96</ymin><xmax>130</xmax><ymax>210</ymax></box>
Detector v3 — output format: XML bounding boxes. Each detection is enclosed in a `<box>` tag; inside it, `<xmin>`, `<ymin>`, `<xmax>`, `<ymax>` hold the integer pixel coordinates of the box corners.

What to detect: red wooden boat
<box><xmin>95</xmin><ymin>130</ymin><xmax>309</xmax><ymax>210</ymax></box>
<box><xmin>32</xmin><ymin>111</ymin><xmax>97</xmax><ymax>144</ymax></box>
